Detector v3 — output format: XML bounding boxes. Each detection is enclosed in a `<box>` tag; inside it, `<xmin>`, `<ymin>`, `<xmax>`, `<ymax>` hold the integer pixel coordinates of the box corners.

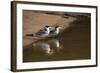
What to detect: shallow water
<box><xmin>23</xmin><ymin>16</ymin><xmax>91</xmax><ymax>62</ymax></box>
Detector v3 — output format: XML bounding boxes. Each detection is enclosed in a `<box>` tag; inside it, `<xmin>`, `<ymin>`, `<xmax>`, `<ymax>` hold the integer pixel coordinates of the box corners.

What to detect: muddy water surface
<box><xmin>23</xmin><ymin>16</ymin><xmax>91</xmax><ymax>62</ymax></box>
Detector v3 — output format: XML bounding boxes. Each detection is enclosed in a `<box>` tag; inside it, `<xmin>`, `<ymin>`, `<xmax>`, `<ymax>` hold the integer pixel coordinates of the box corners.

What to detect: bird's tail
<box><xmin>26</xmin><ymin>33</ymin><xmax>35</xmax><ymax>36</ymax></box>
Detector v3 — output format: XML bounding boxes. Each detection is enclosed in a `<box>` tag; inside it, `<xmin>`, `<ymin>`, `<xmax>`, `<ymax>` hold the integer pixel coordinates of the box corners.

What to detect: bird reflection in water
<box><xmin>32</xmin><ymin>42</ymin><xmax>52</xmax><ymax>55</ymax></box>
<box><xmin>48</xmin><ymin>39</ymin><xmax>62</xmax><ymax>52</ymax></box>
<box><xmin>32</xmin><ymin>39</ymin><xmax>62</xmax><ymax>56</ymax></box>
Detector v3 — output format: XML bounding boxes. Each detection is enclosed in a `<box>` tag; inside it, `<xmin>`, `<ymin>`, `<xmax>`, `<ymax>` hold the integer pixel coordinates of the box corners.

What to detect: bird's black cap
<box><xmin>45</xmin><ymin>25</ymin><xmax>50</xmax><ymax>28</ymax></box>
<box><xmin>55</xmin><ymin>25</ymin><xmax>59</xmax><ymax>28</ymax></box>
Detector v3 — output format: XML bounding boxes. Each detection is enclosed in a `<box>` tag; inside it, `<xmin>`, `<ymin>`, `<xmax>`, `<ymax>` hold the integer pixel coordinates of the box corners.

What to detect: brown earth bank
<box><xmin>23</xmin><ymin>10</ymin><xmax>90</xmax><ymax>47</ymax></box>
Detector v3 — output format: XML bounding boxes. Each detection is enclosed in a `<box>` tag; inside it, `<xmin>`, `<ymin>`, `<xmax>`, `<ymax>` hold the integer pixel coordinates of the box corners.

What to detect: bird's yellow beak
<box><xmin>59</xmin><ymin>27</ymin><xmax>62</xmax><ymax>29</ymax></box>
<box><xmin>49</xmin><ymin>27</ymin><xmax>52</xmax><ymax>28</ymax></box>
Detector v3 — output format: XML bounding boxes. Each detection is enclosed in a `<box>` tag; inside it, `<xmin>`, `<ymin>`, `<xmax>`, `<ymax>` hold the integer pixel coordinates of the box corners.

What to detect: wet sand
<box><xmin>23</xmin><ymin>10</ymin><xmax>91</xmax><ymax>62</ymax></box>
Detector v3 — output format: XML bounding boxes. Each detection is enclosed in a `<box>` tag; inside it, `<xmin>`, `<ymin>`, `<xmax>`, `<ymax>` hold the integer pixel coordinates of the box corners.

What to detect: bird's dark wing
<box><xmin>36</xmin><ymin>31</ymin><xmax>47</xmax><ymax>36</ymax></box>
<box><xmin>40</xmin><ymin>28</ymin><xmax>47</xmax><ymax>32</ymax></box>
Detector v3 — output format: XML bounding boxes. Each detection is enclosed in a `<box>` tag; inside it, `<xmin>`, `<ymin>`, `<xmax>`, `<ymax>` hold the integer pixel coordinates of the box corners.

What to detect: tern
<box><xmin>49</xmin><ymin>26</ymin><xmax>61</xmax><ymax>37</ymax></box>
<box><xmin>26</xmin><ymin>26</ymin><xmax>51</xmax><ymax>38</ymax></box>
